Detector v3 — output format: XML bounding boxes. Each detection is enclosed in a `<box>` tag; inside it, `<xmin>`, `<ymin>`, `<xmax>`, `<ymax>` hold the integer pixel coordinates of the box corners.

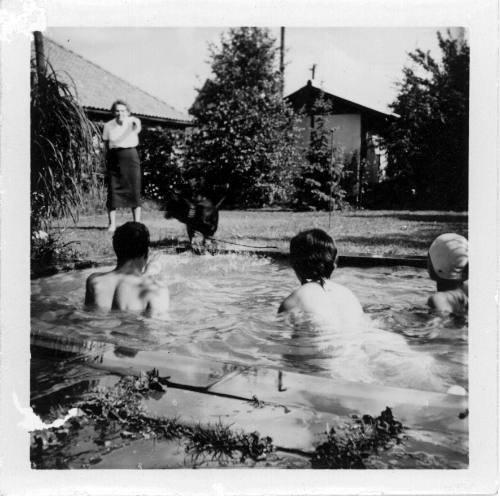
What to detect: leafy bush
<box><xmin>140</xmin><ymin>127</ymin><xmax>187</xmax><ymax>203</ymax></box>
<box><xmin>311</xmin><ymin>407</ymin><xmax>404</xmax><ymax>469</ymax></box>
<box><xmin>31</xmin><ymin>229</ymin><xmax>81</xmax><ymax>269</ymax></box>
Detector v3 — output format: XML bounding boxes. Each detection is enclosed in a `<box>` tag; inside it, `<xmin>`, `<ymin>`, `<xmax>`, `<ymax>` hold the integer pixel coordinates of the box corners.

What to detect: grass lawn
<box><xmin>50</xmin><ymin>207</ymin><xmax>468</xmax><ymax>263</ymax></box>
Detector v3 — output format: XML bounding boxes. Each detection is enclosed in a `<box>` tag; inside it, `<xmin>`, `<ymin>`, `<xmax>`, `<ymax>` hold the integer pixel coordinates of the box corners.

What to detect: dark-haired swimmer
<box><xmin>279</xmin><ymin>229</ymin><xmax>364</xmax><ymax>327</ymax></box>
<box><xmin>85</xmin><ymin>222</ymin><xmax>169</xmax><ymax>317</ymax></box>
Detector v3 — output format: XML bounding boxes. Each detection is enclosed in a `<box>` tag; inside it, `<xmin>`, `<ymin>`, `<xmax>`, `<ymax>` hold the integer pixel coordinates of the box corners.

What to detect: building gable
<box><xmin>285</xmin><ymin>80</ymin><xmax>396</xmax><ymax>133</ymax></box>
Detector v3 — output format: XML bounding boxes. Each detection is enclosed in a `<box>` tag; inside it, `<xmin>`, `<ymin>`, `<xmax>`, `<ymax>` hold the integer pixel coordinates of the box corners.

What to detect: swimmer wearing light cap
<box><xmin>427</xmin><ymin>233</ymin><xmax>468</xmax><ymax>315</ymax></box>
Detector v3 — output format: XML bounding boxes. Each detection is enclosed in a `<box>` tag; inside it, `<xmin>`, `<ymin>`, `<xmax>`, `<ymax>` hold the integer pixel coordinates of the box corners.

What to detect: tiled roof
<box><xmin>40</xmin><ymin>38</ymin><xmax>193</xmax><ymax>125</ymax></box>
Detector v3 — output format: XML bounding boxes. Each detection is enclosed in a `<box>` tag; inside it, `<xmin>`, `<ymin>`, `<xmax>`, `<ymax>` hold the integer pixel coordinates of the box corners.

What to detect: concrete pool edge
<box><xmin>30</xmin><ymin>248</ymin><xmax>427</xmax><ymax>279</ymax></box>
<box><xmin>31</xmin><ymin>330</ymin><xmax>468</xmax><ymax>439</ymax></box>
<box><xmin>175</xmin><ymin>246</ymin><xmax>428</xmax><ymax>268</ymax></box>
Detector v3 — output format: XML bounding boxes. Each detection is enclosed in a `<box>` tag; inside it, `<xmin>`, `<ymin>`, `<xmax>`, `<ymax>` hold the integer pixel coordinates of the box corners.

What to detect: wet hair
<box><xmin>110</xmin><ymin>99</ymin><xmax>131</xmax><ymax>113</ymax></box>
<box><xmin>290</xmin><ymin>229</ymin><xmax>337</xmax><ymax>286</ymax></box>
<box><xmin>113</xmin><ymin>222</ymin><xmax>149</xmax><ymax>262</ymax></box>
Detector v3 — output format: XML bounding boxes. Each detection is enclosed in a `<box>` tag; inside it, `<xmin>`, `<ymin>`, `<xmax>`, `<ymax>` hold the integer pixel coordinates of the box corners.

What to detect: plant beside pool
<box><xmin>311</xmin><ymin>407</ymin><xmax>404</xmax><ymax>469</ymax></box>
<box><xmin>30</xmin><ymin>368</ymin><xmax>408</xmax><ymax>469</ymax></box>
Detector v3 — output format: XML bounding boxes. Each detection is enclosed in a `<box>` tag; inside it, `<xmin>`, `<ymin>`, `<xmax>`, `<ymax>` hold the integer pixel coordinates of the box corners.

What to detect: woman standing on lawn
<box><xmin>103</xmin><ymin>99</ymin><xmax>142</xmax><ymax>233</ymax></box>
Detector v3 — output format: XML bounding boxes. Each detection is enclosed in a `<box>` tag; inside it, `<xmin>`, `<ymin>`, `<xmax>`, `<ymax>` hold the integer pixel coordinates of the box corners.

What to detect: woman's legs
<box><xmin>132</xmin><ymin>206</ymin><xmax>141</xmax><ymax>222</ymax></box>
<box><xmin>108</xmin><ymin>207</ymin><xmax>140</xmax><ymax>231</ymax></box>
<box><xmin>108</xmin><ymin>209</ymin><xmax>116</xmax><ymax>232</ymax></box>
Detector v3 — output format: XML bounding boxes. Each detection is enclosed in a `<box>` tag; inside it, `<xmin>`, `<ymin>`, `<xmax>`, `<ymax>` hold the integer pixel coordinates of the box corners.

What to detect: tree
<box><xmin>186</xmin><ymin>27</ymin><xmax>302</xmax><ymax>207</ymax></box>
<box><xmin>383</xmin><ymin>30</ymin><xmax>469</xmax><ymax>210</ymax></box>
<box><xmin>294</xmin><ymin>96</ymin><xmax>346</xmax><ymax>210</ymax></box>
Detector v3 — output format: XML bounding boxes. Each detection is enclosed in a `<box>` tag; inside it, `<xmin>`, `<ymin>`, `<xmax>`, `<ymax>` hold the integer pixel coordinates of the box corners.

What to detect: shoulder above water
<box><xmin>85</xmin><ymin>270</ymin><xmax>169</xmax><ymax>317</ymax></box>
<box><xmin>278</xmin><ymin>280</ymin><xmax>364</xmax><ymax>320</ymax></box>
<box><xmin>428</xmin><ymin>288</ymin><xmax>468</xmax><ymax>315</ymax></box>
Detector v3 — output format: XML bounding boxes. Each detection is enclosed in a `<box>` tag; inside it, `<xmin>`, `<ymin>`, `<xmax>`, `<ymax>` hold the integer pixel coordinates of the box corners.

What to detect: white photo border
<box><xmin>1</xmin><ymin>0</ymin><xmax>498</xmax><ymax>494</ymax></box>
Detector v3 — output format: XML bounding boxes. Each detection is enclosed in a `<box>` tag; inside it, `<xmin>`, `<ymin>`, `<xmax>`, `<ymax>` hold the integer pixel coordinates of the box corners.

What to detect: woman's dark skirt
<box><xmin>106</xmin><ymin>147</ymin><xmax>141</xmax><ymax>210</ymax></box>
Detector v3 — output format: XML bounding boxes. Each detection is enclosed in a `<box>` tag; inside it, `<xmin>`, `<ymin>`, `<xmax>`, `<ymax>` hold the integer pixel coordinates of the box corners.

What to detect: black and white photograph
<box><xmin>0</xmin><ymin>0</ymin><xmax>498</xmax><ymax>495</ymax></box>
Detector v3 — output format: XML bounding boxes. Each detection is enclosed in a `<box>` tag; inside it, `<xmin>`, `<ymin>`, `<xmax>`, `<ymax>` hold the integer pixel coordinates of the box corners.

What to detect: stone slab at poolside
<box><xmin>142</xmin><ymin>386</ymin><xmax>348</xmax><ymax>453</ymax></box>
<box><xmin>32</xmin><ymin>334</ymin><xmax>468</xmax><ymax>468</ymax></box>
<box><xmin>208</xmin><ymin>366</ymin><xmax>468</xmax><ymax>434</ymax></box>
<box><xmin>31</xmin><ymin>332</ymin><xmax>468</xmax><ymax>441</ymax></box>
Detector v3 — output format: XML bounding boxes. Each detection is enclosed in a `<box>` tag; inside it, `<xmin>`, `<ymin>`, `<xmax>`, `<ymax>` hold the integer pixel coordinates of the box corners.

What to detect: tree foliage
<box><xmin>294</xmin><ymin>97</ymin><xmax>346</xmax><ymax>210</ymax></box>
<box><xmin>383</xmin><ymin>31</ymin><xmax>469</xmax><ymax>210</ymax></box>
<box><xmin>140</xmin><ymin>128</ymin><xmax>186</xmax><ymax>204</ymax></box>
<box><xmin>186</xmin><ymin>27</ymin><xmax>302</xmax><ymax>207</ymax></box>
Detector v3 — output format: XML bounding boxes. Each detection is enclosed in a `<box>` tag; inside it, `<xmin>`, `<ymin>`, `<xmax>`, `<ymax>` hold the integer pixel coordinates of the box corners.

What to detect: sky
<box><xmin>45</xmin><ymin>27</ymin><xmax>464</xmax><ymax>116</ymax></box>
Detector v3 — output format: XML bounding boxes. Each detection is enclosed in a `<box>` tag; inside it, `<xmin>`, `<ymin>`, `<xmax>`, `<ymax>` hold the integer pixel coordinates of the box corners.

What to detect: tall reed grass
<box><xmin>31</xmin><ymin>57</ymin><xmax>102</xmax><ymax>229</ymax></box>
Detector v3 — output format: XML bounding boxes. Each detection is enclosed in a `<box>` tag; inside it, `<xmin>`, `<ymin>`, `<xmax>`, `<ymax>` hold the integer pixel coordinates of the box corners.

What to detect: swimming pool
<box><xmin>31</xmin><ymin>252</ymin><xmax>467</xmax><ymax>395</ymax></box>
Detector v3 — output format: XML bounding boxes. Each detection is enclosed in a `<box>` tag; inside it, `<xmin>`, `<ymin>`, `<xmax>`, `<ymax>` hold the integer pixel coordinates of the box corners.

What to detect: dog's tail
<box><xmin>215</xmin><ymin>196</ymin><xmax>225</xmax><ymax>210</ymax></box>
<box><xmin>214</xmin><ymin>182</ymin><xmax>230</xmax><ymax>209</ymax></box>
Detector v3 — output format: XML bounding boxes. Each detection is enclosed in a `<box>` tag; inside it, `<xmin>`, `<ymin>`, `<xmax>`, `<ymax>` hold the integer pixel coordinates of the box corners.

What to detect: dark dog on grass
<box><xmin>164</xmin><ymin>193</ymin><xmax>224</xmax><ymax>247</ymax></box>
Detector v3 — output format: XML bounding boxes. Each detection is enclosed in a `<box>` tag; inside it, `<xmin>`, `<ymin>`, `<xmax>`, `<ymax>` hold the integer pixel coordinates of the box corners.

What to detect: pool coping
<box><xmin>30</xmin><ymin>247</ymin><xmax>427</xmax><ymax>279</ymax></box>
<box><xmin>193</xmin><ymin>247</ymin><xmax>427</xmax><ymax>268</ymax></box>
<box><xmin>31</xmin><ymin>330</ymin><xmax>468</xmax><ymax>439</ymax></box>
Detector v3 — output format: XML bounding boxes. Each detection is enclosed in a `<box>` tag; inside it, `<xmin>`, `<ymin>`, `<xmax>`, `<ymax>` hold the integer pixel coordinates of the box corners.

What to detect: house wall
<box><xmin>286</xmin><ymin>84</ymin><xmax>396</xmax><ymax>203</ymax></box>
<box><xmin>323</xmin><ymin>114</ymin><xmax>361</xmax><ymax>155</ymax></box>
<box><xmin>296</xmin><ymin>114</ymin><xmax>387</xmax><ymax>190</ymax></box>
<box><xmin>296</xmin><ymin>114</ymin><xmax>361</xmax><ymax>153</ymax></box>
<box><xmin>294</xmin><ymin>113</ymin><xmax>363</xmax><ymax>200</ymax></box>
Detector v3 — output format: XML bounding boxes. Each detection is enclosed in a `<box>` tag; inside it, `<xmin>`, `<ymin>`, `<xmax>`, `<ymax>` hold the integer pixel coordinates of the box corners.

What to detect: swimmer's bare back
<box><xmin>279</xmin><ymin>280</ymin><xmax>364</xmax><ymax>328</ymax></box>
<box><xmin>113</xmin><ymin>277</ymin><xmax>169</xmax><ymax>317</ymax></box>
<box><xmin>85</xmin><ymin>271</ymin><xmax>169</xmax><ymax>317</ymax></box>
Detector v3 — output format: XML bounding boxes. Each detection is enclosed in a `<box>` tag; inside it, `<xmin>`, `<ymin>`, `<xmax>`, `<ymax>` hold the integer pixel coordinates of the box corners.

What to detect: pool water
<box><xmin>31</xmin><ymin>252</ymin><xmax>467</xmax><ymax>394</ymax></box>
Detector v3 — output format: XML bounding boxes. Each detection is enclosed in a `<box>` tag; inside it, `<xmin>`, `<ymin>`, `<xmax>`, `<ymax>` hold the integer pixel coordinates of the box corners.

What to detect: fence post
<box><xmin>33</xmin><ymin>31</ymin><xmax>46</xmax><ymax>83</ymax></box>
<box><xmin>329</xmin><ymin>129</ymin><xmax>335</xmax><ymax>228</ymax></box>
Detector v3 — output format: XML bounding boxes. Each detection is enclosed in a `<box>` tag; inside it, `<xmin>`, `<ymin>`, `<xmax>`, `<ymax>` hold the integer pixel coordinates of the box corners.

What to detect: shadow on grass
<box><xmin>346</xmin><ymin>213</ymin><xmax>468</xmax><ymax>223</ymax></box>
<box><xmin>150</xmin><ymin>237</ymin><xmax>282</xmax><ymax>253</ymax></box>
<box><xmin>152</xmin><ymin>226</ymin><xmax>462</xmax><ymax>252</ymax></box>
<box><xmin>397</xmin><ymin>213</ymin><xmax>467</xmax><ymax>223</ymax></box>
<box><xmin>216</xmin><ymin>234</ymin><xmax>288</xmax><ymax>244</ymax></box>
<box><xmin>337</xmin><ymin>227</ymin><xmax>456</xmax><ymax>251</ymax></box>
<box><xmin>150</xmin><ymin>238</ymin><xmax>187</xmax><ymax>249</ymax></box>
<box><xmin>337</xmin><ymin>235</ymin><xmax>429</xmax><ymax>251</ymax></box>
<box><xmin>65</xmin><ymin>226</ymin><xmax>109</xmax><ymax>231</ymax></box>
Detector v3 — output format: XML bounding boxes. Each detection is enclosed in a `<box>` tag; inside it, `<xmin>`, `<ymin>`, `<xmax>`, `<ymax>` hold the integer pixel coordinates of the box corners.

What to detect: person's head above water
<box><xmin>428</xmin><ymin>233</ymin><xmax>468</xmax><ymax>283</ymax></box>
<box><xmin>290</xmin><ymin>229</ymin><xmax>337</xmax><ymax>286</ymax></box>
<box><xmin>113</xmin><ymin>221</ymin><xmax>150</xmax><ymax>265</ymax></box>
